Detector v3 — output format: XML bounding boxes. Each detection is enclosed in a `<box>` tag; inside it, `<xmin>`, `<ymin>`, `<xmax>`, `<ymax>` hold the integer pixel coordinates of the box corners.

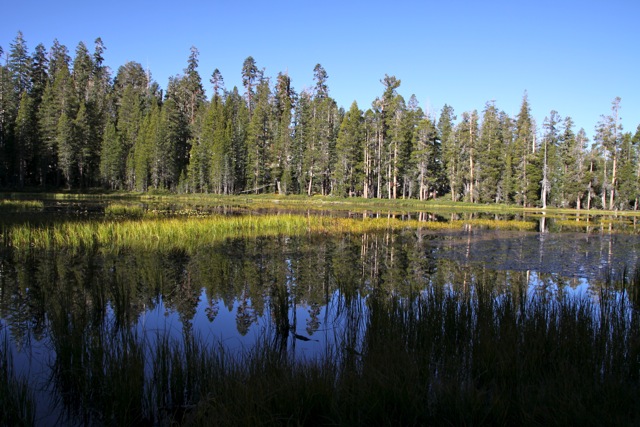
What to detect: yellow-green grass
<box><xmin>0</xmin><ymin>199</ymin><xmax>44</xmax><ymax>212</ymax></box>
<box><xmin>6</xmin><ymin>214</ymin><xmax>537</xmax><ymax>252</ymax></box>
<box><xmin>104</xmin><ymin>203</ymin><xmax>144</xmax><ymax>218</ymax></box>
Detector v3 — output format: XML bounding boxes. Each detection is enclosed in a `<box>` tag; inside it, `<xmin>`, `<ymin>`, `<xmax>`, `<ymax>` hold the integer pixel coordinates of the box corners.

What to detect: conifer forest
<box><xmin>1</xmin><ymin>31</ymin><xmax>638</xmax><ymax>210</ymax></box>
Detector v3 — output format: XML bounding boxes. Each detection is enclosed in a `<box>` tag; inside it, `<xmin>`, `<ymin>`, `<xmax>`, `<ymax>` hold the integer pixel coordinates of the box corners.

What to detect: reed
<box><xmin>104</xmin><ymin>203</ymin><xmax>144</xmax><ymax>218</ymax></box>
<box><xmin>0</xmin><ymin>199</ymin><xmax>44</xmax><ymax>212</ymax></box>
<box><xmin>5</xmin><ymin>214</ymin><xmax>539</xmax><ymax>252</ymax></box>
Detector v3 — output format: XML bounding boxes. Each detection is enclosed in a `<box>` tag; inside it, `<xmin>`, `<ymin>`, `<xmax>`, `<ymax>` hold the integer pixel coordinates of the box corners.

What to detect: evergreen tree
<box><xmin>14</xmin><ymin>92</ymin><xmax>36</xmax><ymax>187</ymax></box>
<box><xmin>242</xmin><ymin>56</ymin><xmax>260</xmax><ymax>118</ymax></box>
<box><xmin>0</xmin><ymin>45</ymin><xmax>8</xmax><ymax>184</ymax></box>
<box><xmin>246</xmin><ymin>78</ymin><xmax>272</xmax><ymax>193</ymax></box>
<box><xmin>100</xmin><ymin>118</ymin><xmax>122</xmax><ymax>189</ymax></box>
<box><xmin>224</xmin><ymin>87</ymin><xmax>249</xmax><ymax>193</ymax></box>
<box><xmin>38</xmin><ymin>51</ymin><xmax>72</xmax><ymax>187</ymax></box>
<box><xmin>438</xmin><ymin>104</ymin><xmax>458</xmax><ymax>201</ymax></box>
<box><xmin>556</xmin><ymin>117</ymin><xmax>586</xmax><ymax>208</ymax></box>
<box><xmin>411</xmin><ymin>113</ymin><xmax>438</xmax><ymax>200</ymax></box>
<box><xmin>540</xmin><ymin>110</ymin><xmax>561</xmax><ymax>208</ymax></box>
<box><xmin>616</xmin><ymin>131</ymin><xmax>636</xmax><ymax>209</ymax></box>
<box><xmin>8</xmin><ymin>31</ymin><xmax>31</xmax><ymax>96</ymax></box>
<box><xmin>477</xmin><ymin>101</ymin><xmax>503</xmax><ymax>203</ymax></box>
<box><xmin>272</xmin><ymin>72</ymin><xmax>295</xmax><ymax>194</ymax></box>
<box><xmin>184</xmin><ymin>46</ymin><xmax>204</xmax><ymax>125</ymax></box>
<box><xmin>594</xmin><ymin>97</ymin><xmax>623</xmax><ymax>209</ymax></box>
<box><xmin>379</xmin><ymin>74</ymin><xmax>403</xmax><ymax>199</ymax></box>
<box><xmin>56</xmin><ymin>111</ymin><xmax>75</xmax><ymax>187</ymax></box>
<box><xmin>361</xmin><ymin>108</ymin><xmax>378</xmax><ymax>198</ymax></box>
<box><xmin>72</xmin><ymin>42</ymin><xmax>93</xmax><ymax>103</ymax></box>
<box><xmin>292</xmin><ymin>90</ymin><xmax>312</xmax><ymax>195</ymax></box>
<box><xmin>513</xmin><ymin>92</ymin><xmax>538</xmax><ymax>206</ymax></box>
<box><xmin>499</xmin><ymin>111</ymin><xmax>515</xmax><ymax>203</ymax></box>
<box><xmin>334</xmin><ymin>101</ymin><xmax>363</xmax><ymax>196</ymax></box>
<box><xmin>48</xmin><ymin>39</ymin><xmax>70</xmax><ymax>85</ymax></box>
<box><xmin>455</xmin><ymin>110</ymin><xmax>479</xmax><ymax>203</ymax></box>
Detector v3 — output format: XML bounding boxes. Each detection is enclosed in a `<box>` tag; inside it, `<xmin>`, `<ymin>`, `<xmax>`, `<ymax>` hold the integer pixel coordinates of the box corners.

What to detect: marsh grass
<box><xmin>6</xmin><ymin>214</ymin><xmax>537</xmax><ymax>252</ymax></box>
<box><xmin>0</xmin><ymin>199</ymin><xmax>44</xmax><ymax>212</ymax></box>
<box><xmin>104</xmin><ymin>203</ymin><xmax>144</xmax><ymax>219</ymax></box>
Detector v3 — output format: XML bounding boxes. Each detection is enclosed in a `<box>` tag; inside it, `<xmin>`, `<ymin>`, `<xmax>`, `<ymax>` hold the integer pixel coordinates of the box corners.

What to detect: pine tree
<box><xmin>380</xmin><ymin>74</ymin><xmax>403</xmax><ymax>199</ymax></box>
<box><xmin>411</xmin><ymin>114</ymin><xmax>438</xmax><ymax>200</ymax></box>
<box><xmin>184</xmin><ymin>46</ymin><xmax>204</xmax><ymax>125</ymax></box>
<box><xmin>246</xmin><ymin>78</ymin><xmax>272</xmax><ymax>193</ymax></box>
<box><xmin>272</xmin><ymin>72</ymin><xmax>295</xmax><ymax>194</ymax></box>
<box><xmin>477</xmin><ymin>101</ymin><xmax>503</xmax><ymax>203</ymax></box>
<box><xmin>499</xmin><ymin>112</ymin><xmax>515</xmax><ymax>203</ymax></box>
<box><xmin>513</xmin><ymin>92</ymin><xmax>538</xmax><ymax>206</ymax></box>
<box><xmin>56</xmin><ymin>111</ymin><xmax>75</xmax><ymax>187</ymax></box>
<box><xmin>594</xmin><ymin>97</ymin><xmax>623</xmax><ymax>209</ymax></box>
<box><xmin>224</xmin><ymin>87</ymin><xmax>248</xmax><ymax>193</ymax></box>
<box><xmin>14</xmin><ymin>92</ymin><xmax>36</xmax><ymax>187</ymax></box>
<box><xmin>8</xmin><ymin>31</ymin><xmax>31</xmax><ymax>96</ymax></box>
<box><xmin>540</xmin><ymin>110</ymin><xmax>561</xmax><ymax>208</ymax></box>
<box><xmin>100</xmin><ymin>118</ymin><xmax>122</xmax><ymax>189</ymax></box>
<box><xmin>242</xmin><ymin>56</ymin><xmax>260</xmax><ymax>118</ymax></box>
<box><xmin>0</xmin><ymin>45</ymin><xmax>8</xmax><ymax>184</ymax></box>
<box><xmin>616</xmin><ymin>131</ymin><xmax>636</xmax><ymax>209</ymax></box>
<box><xmin>72</xmin><ymin>42</ymin><xmax>93</xmax><ymax>103</ymax></box>
<box><xmin>438</xmin><ymin>104</ymin><xmax>457</xmax><ymax>201</ymax></box>
<box><xmin>334</xmin><ymin>101</ymin><xmax>363</xmax><ymax>196</ymax></box>
<box><xmin>457</xmin><ymin>110</ymin><xmax>480</xmax><ymax>203</ymax></box>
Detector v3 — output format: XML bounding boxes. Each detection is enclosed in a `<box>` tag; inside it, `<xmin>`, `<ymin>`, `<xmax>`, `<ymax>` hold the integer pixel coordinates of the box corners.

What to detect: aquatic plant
<box><xmin>5</xmin><ymin>214</ymin><xmax>539</xmax><ymax>253</ymax></box>
<box><xmin>104</xmin><ymin>203</ymin><xmax>144</xmax><ymax>218</ymax></box>
<box><xmin>0</xmin><ymin>199</ymin><xmax>44</xmax><ymax>212</ymax></box>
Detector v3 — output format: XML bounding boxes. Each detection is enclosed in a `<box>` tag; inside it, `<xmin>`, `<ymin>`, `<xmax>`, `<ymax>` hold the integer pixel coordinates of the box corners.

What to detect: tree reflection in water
<box><xmin>0</xmin><ymin>229</ymin><xmax>639</xmax><ymax>424</ymax></box>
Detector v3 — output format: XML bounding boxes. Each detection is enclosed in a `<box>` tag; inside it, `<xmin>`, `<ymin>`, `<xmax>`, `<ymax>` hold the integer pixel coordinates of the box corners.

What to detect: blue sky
<box><xmin>2</xmin><ymin>0</ymin><xmax>638</xmax><ymax>140</ymax></box>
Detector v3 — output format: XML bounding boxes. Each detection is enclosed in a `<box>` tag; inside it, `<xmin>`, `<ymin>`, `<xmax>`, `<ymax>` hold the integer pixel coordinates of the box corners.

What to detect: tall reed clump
<box><xmin>0</xmin><ymin>336</ymin><xmax>36</xmax><ymax>426</ymax></box>
<box><xmin>104</xmin><ymin>203</ymin><xmax>144</xmax><ymax>219</ymax></box>
<box><xmin>5</xmin><ymin>214</ymin><xmax>537</xmax><ymax>253</ymax></box>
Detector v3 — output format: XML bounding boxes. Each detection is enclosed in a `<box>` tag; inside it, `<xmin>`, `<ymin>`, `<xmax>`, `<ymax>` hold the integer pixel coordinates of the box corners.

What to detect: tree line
<box><xmin>1</xmin><ymin>31</ymin><xmax>639</xmax><ymax>209</ymax></box>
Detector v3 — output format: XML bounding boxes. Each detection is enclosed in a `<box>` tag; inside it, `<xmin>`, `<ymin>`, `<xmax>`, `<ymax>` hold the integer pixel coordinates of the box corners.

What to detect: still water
<box><xmin>1</xmin><ymin>205</ymin><xmax>639</xmax><ymax>424</ymax></box>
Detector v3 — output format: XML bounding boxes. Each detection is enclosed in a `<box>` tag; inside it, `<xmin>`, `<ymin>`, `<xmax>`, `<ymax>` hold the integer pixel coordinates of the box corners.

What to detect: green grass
<box><xmin>4</xmin><ymin>214</ymin><xmax>538</xmax><ymax>252</ymax></box>
<box><xmin>0</xmin><ymin>199</ymin><xmax>44</xmax><ymax>212</ymax></box>
<box><xmin>104</xmin><ymin>203</ymin><xmax>144</xmax><ymax>218</ymax></box>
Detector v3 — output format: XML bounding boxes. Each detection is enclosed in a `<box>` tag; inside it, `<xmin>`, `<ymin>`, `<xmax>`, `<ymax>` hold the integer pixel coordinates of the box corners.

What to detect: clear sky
<box><xmin>2</xmin><ymin>0</ymin><xmax>638</xmax><ymax>140</ymax></box>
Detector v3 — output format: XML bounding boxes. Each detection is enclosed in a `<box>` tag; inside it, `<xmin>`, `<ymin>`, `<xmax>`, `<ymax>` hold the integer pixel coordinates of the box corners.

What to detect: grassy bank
<box><xmin>5</xmin><ymin>191</ymin><xmax>640</xmax><ymax>216</ymax></box>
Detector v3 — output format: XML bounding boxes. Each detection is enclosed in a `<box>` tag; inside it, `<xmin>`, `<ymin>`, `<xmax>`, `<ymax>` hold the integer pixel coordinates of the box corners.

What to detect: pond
<box><xmin>1</xmin><ymin>199</ymin><xmax>639</xmax><ymax>425</ymax></box>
